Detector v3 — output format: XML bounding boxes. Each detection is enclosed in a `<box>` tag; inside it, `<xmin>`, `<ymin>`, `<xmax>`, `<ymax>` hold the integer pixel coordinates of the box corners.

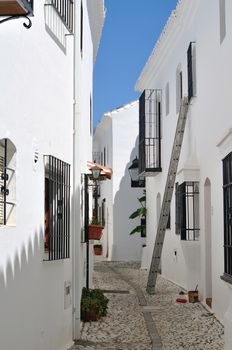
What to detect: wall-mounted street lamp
<box><xmin>0</xmin><ymin>0</ymin><xmax>33</xmax><ymax>28</ymax></box>
<box><xmin>128</xmin><ymin>157</ymin><xmax>145</xmax><ymax>188</ymax></box>
<box><xmin>90</xmin><ymin>165</ymin><xmax>102</xmax><ymax>181</ymax></box>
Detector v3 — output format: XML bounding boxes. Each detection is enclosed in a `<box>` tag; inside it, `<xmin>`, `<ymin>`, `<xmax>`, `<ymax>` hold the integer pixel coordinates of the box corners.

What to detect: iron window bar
<box><xmin>44</xmin><ymin>155</ymin><xmax>70</xmax><ymax>261</ymax></box>
<box><xmin>187</xmin><ymin>42</ymin><xmax>196</xmax><ymax>101</ymax></box>
<box><xmin>223</xmin><ymin>152</ymin><xmax>232</xmax><ymax>276</ymax></box>
<box><xmin>139</xmin><ymin>89</ymin><xmax>162</xmax><ymax>175</ymax></box>
<box><xmin>0</xmin><ymin>139</ymin><xmax>16</xmax><ymax>225</ymax></box>
<box><xmin>45</xmin><ymin>0</ymin><xmax>74</xmax><ymax>34</ymax></box>
<box><xmin>0</xmin><ymin>0</ymin><xmax>33</xmax><ymax>28</ymax></box>
<box><xmin>176</xmin><ymin>181</ymin><xmax>200</xmax><ymax>240</ymax></box>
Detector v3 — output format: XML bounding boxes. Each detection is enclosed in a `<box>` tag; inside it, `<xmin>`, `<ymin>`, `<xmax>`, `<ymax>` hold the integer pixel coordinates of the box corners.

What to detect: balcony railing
<box><xmin>139</xmin><ymin>89</ymin><xmax>162</xmax><ymax>175</ymax></box>
<box><xmin>50</xmin><ymin>0</ymin><xmax>74</xmax><ymax>33</ymax></box>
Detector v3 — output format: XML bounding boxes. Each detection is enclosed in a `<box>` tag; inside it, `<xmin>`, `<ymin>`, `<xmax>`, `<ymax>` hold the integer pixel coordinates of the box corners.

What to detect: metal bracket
<box><xmin>0</xmin><ymin>13</ymin><xmax>32</xmax><ymax>29</ymax></box>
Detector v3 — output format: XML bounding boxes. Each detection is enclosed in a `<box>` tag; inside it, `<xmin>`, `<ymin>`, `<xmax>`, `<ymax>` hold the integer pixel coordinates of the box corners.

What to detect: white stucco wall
<box><xmin>94</xmin><ymin>101</ymin><xmax>145</xmax><ymax>262</ymax></box>
<box><xmin>136</xmin><ymin>0</ymin><xmax>232</xmax><ymax>347</ymax></box>
<box><xmin>0</xmin><ymin>0</ymin><xmax>103</xmax><ymax>348</ymax></box>
<box><xmin>0</xmin><ymin>3</ymin><xmax>73</xmax><ymax>349</ymax></box>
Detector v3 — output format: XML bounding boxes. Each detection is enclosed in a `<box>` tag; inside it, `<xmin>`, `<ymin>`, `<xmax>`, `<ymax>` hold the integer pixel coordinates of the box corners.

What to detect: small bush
<box><xmin>81</xmin><ymin>288</ymin><xmax>109</xmax><ymax>321</ymax></box>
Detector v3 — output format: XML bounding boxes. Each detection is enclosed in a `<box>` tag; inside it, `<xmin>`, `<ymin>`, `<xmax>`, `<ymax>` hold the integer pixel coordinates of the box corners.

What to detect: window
<box><xmin>175</xmin><ymin>182</ymin><xmax>200</xmax><ymax>240</ymax></box>
<box><xmin>44</xmin><ymin>155</ymin><xmax>70</xmax><ymax>261</ymax></box>
<box><xmin>175</xmin><ymin>182</ymin><xmax>180</xmax><ymax>234</ymax></box>
<box><xmin>187</xmin><ymin>42</ymin><xmax>196</xmax><ymax>101</ymax></box>
<box><xmin>176</xmin><ymin>65</ymin><xmax>182</xmax><ymax>113</ymax></box>
<box><xmin>219</xmin><ymin>0</ymin><xmax>226</xmax><ymax>44</ymax></box>
<box><xmin>139</xmin><ymin>89</ymin><xmax>162</xmax><ymax>174</ymax></box>
<box><xmin>223</xmin><ymin>152</ymin><xmax>232</xmax><ymax>276</ymax></box>
<box><xmin>50</xmin><ymin>0</ymin><xmax>74</xmax><ymax>33</ymax></box>
<box><xmin>101</xmin><ymin>198</ymin><xmax>106</xmax><ymax>226</ymax></box>
<box><xmin>0</xmin><ymin>139</ymin><xmax>16</xmax><ymax>226</ymax></box>
<box><xmin>165</xmin><ymin>82</ymin><xmax>169</xmax><ymax>116</ymax></box>
<box><xmin>80</xmin><ymin>1</ymin><xmax>83</xmax><ymax>56</ymax></box>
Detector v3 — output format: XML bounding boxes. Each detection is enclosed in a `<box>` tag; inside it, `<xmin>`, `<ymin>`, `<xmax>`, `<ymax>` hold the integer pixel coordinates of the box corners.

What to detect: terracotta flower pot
<box><xmin>94</xmin><ymin>245</ymin><xmax>102</xmax><ymax>255</ymax></box>
<box><xmin>88</xmin><ymin>224</ymin><xmax>104</xmax><ymax>240</ymax></box>
<box><xmin>81</xmin><ymin>308</ymin><xmax>99</xmax><ymax>322</ymax></box>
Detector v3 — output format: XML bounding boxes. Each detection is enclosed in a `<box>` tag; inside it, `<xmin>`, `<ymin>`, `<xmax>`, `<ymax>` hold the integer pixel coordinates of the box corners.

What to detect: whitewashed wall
<box><xmin>0</xmin><ymin>0</ymin><xmax>101</xmax><ymax>348</ymax></box>
<box><xmin>94</xmin><ymin>101</ymin><xmax>145</xmax><ymax>262</ymax></box>
<box><xmin>136</xmin><ymin>0</ymin><xmax>232</xmax><ymax>348</ymax></box>
<box><xmin>0</xmin><ymin>3</ymin><xmax>73</xmax><ymax>350</ymax></box>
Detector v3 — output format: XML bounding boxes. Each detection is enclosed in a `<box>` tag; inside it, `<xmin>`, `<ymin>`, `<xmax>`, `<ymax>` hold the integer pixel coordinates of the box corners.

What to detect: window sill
<box><xmin>220</xmin><ymin>273</ymin><xmax>232</xmax><ymax>285</ymax></box>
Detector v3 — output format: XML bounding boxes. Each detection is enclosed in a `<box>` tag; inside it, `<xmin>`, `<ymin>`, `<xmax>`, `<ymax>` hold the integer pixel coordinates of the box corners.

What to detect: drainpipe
<box><xmin>72</xmin><ymin>0</ymin><xmax>82</xmax><ymax>341</ymax></box>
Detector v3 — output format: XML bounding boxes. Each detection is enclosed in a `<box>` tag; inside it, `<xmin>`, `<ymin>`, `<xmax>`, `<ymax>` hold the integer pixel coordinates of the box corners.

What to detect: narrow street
<box><xmin>71</xmin><ymin>261</ymin><xmax>224</xmax><ymax>350</ymax></box>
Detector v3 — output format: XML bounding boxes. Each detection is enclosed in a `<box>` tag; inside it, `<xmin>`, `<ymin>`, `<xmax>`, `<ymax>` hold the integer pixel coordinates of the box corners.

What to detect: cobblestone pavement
<box><xmin>70</xmin><ymin>261</ymin><xmax>224</xmax><ymax>350</ymax></box>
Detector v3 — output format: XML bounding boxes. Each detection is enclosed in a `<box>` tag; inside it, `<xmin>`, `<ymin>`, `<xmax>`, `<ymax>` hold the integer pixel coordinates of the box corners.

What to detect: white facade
<box><xmin>136</xmin><ymin>0</ymin><xmax>232</xmax><ymax>348</ymax></box>
<box><xmin>94</xmin><ymin>101</ymin><xmax>145</xmax><ymax>261</ymax></box>
<box><xmin>0</xmin><ymin>1</ymin><xmax>105</xmax><ymax>349</ymax></box>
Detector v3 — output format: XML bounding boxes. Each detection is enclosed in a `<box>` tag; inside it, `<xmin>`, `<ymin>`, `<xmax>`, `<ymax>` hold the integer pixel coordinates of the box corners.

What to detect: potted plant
<box><xmin>88</xmin><ymin>217</ymin><xmax>104</xmax><ymax>240</ymax></box>
<box><xmin>93</xmin><ymin>243</ymin><xmax>103</xmax><ymax>255</ymax></box>
<box><xmin>81</xmin><ymin>287</ymin><xmax>109</xmax><ymax>322</ymax></box>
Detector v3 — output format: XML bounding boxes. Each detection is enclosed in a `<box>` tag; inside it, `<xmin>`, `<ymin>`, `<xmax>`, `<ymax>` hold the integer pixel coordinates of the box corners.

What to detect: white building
<box><xmin>0</xmin><ymin>1</ymin><xmax>105</xmax><ymax>349</ymax></box>
<box><xmin>93</xmin><ymin>101</ymin><xmax>145</xmax><ymax>261</ymax></box>
<box><xmin>136</xmin><ymin>0</ymin><xmax>232</xmax><ymax>348</ymax></box>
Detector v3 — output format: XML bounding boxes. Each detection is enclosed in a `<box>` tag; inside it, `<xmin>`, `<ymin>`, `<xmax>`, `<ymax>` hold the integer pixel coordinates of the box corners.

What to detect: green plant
<box><xmin>129</xmin><ymin>192</ymin><xmax>146</xmax><ymax>236</ymax></box>
<box><xmin>81</xmin><ymin>288</ymin><xmax>109</xmax><ymax>321</ymax></box>
<box><xmin>93</xmin><ymin>244</ymin><xmax>102</xmax><ymax>249</ymax></box>
<box><xmin>90</xmin><ymin>216</ymin><xmax>101</xmax><ymax>225</ymax></box>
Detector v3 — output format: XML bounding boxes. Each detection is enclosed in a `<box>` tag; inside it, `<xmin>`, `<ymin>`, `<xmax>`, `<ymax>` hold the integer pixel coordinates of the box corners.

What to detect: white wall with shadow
<box><xmin>112</xmin><ymin>136</ymin><xmax>145</xmax><ymax>261</ymax></box>
<box><xmin>0</xmin><ymin>228</ymin><xmax>73</xmax><ymax>350</ymax></box>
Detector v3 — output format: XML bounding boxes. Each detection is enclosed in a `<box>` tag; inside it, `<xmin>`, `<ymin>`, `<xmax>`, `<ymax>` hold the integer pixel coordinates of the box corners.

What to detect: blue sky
<box><xmin>93</xmin><ymin>0</ymin><xmax>178</xmax><ymax>126</ymax></box>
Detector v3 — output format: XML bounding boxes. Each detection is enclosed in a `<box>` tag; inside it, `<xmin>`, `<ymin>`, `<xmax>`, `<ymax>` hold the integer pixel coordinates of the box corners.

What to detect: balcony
<box><xmin>0</xmin><ymin>0</ymin><xmax>33</xmax><ymax>16</ymax></box>
<box><xmin>139</xmin><ymin>89</ymin><xmax>162</xmax><ymax>176</ymax></box>
<box><xmin>49</xmin><ymin>0</ymin><xmax>74</xmax><ymax>33</ymax></box>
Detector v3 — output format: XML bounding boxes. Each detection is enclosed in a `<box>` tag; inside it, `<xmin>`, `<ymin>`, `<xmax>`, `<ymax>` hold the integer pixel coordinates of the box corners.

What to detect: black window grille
<box><xmin>44</xmin><ymin>155</ymin><xmax>70</xmax><ymax>261</ymax></box>
<box><xmin>80</xmin><ymin>1</ymin><xmax>83</xmax><ymax>55</ymax></box>
<box><xmin>139</xmin><ymin>89</ymin><xmax>162</xmax><ymax>175</ymax></box>
<box><xmin>176</xmin><ymin>182</ymin><xmax>200</xmax><ymax>240</ymax></box>
<box><xmin>0</xmin><ymin>139</ymin><xmax>16</xmax><ymax>226</ymax></box>
<box><xmin>50</xmin><ymin>0</ymin><xmax>74</xmax><ymax>33</ymax></box>
<box><xmin>175</xmin><ymin>182</ymin><xmax>180</xmax><ymax>234</ymax></box>
<box><xmin>101</xmin><ymin>198</ymin><xmax>105</xmax><ymax>227</ymax></box>
<box><xmin>223</xmin><ymin>152</ymin><xmax>232</xmax><ymax>276</ymax></box>
<box><xmin>187</xmin><ymin>42</ymin><xmax>196</xmax><ymax>101</ymax></box>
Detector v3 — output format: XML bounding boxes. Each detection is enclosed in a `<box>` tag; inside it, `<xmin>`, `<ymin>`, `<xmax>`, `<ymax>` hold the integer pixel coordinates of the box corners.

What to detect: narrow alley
<box><xmin>71</xmin><ymin>261</ymin><xmax>224</xmax><ymax>350</ymax></box>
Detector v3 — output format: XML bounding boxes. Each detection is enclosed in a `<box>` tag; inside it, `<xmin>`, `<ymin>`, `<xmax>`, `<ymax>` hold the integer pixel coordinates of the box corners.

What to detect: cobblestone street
<box><xmin>70</xmin><ymin>261</ymin><xmax>224</xmax><ymax>350</ymax></box>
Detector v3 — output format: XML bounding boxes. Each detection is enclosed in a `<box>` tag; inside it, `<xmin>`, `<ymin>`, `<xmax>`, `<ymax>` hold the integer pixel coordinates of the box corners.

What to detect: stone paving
<box><xmin>70</xmin><ymin>261</ymin><xmax>224</xmax><ymax>350</ymax></box>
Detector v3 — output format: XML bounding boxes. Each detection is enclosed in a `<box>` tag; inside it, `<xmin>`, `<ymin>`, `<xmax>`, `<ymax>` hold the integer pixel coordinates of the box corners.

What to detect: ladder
<box><xmin>146</xmin><ymin>97</ymin><xmax>189</xmax><ymax>294</ymax></box>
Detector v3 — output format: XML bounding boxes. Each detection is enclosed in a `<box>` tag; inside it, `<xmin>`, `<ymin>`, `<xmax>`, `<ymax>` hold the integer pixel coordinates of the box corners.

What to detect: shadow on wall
<box><xmin>0</xmin><ymin>228</ymin><xmax>72</xmax><ymax>350</ymax></box>
<box><xmin>112</xmin><ymin>136</ymin><xmax>144</xmax><ymax>261</ymax></box>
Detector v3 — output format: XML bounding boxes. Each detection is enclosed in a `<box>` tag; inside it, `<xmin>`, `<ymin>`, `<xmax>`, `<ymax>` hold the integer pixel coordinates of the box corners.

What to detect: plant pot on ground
<box><xmin>93</xmin><ymin>244</ymin><xmax>103</xmax><ymax>255</ymax></box>
<box><xmin>81</xmin><ymin>287</ymin><xmax>109</xmax><ymax>322</ymax></box>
